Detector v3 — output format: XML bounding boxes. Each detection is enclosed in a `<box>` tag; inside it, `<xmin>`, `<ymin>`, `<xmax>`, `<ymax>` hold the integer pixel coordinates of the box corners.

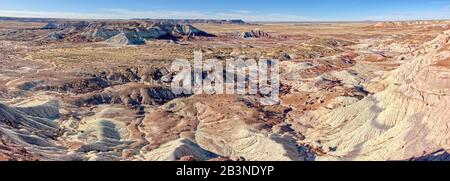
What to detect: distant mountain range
<box><xmin>132</xmin><ymin>19</ymin><xmax>247</xmax><ymax>24</ymax></box>
<box><xmin>0</xmin><ymin>16</ymin><xmax>247</xmax><ymax>24</ymax></box>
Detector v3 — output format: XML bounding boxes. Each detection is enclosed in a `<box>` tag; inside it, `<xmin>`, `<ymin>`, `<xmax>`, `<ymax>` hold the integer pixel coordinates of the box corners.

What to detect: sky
<box><xmin>1</xmin><ymin>0</ymin><xmax>450</xmax><ymax>21</ymax></box>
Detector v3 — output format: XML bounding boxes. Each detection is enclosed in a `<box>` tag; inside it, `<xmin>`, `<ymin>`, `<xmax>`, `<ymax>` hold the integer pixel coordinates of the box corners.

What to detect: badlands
<box><xmin>0</xmin><ymin>19</ymin><xmax>449</xmax><ymax>161</ymax></box>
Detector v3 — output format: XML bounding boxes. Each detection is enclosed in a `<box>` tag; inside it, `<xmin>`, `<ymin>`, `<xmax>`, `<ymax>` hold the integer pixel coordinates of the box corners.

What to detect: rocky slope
<box><xmin>294</xmin><ymin>30</ymin><xmax>450</xmax><ymax>160</ymax></box>
<box><xmin>40</xmin><ymin>21</ymin><xmax>213</xmax><ymax>44</ymax></box>
<box><xmin>234</xmin><ymin>28</ymin><xmax>270</xmax><ymax>39</ymax></box>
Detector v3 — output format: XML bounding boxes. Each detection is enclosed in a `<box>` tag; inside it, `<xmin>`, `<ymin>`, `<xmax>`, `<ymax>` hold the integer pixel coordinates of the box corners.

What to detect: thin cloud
<box><xmin>230</xmin><ymin>10</ymin><xmax>253</xmax><ymax>14</ymax></box>
<box><xmin>0</xmin><ymin>10</ymin><xmax>114</xmax><ymax>19</ymax></box>
<box><xmin>364</xmin><ymin>6</ymin><xmax>450</xmax><ymax>21</ymax></box>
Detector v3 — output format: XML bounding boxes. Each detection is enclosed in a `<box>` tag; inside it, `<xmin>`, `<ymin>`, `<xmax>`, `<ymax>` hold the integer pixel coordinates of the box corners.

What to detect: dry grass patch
<box><xmin>0</xmin><ymin>21</ymin><xmax>46</xmax><ymax>29</ymax></box>
<box><xmin>31</xmin><ymin>44</ymin><xmax>199</xmax><ymax>69</ymax></box>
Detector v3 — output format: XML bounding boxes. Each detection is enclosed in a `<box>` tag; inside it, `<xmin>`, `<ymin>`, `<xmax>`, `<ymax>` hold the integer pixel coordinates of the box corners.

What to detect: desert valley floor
<box><xmin>0</xmin><ymin>19</ymin><xmax>449</xmax><ymax>161</ymax></box>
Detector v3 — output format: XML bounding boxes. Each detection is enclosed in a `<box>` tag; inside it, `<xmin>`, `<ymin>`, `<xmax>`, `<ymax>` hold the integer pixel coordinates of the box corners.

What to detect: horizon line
<box><xmin>1</xmin><ymin>15</ymin><xmax>449</xmax><ymax>23</ymax></box>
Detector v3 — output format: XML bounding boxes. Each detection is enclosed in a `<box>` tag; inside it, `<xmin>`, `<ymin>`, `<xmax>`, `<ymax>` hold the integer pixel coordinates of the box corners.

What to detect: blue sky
<box><xmin>1</xmin><ymin>0</ymin><xmax>450</xmax><ymax>21</ymax></box>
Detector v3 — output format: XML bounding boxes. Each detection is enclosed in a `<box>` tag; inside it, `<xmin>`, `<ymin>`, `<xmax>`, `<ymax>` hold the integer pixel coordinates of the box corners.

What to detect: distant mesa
<box><xmin>131</xmin><ymin>19</ymin><xmax>247</xmax><ymax>25</ymax></box>
<box><xmin>0</xmin><ymin>17</ymin><xmax>247</xmax><ymax>25</ymax></box>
